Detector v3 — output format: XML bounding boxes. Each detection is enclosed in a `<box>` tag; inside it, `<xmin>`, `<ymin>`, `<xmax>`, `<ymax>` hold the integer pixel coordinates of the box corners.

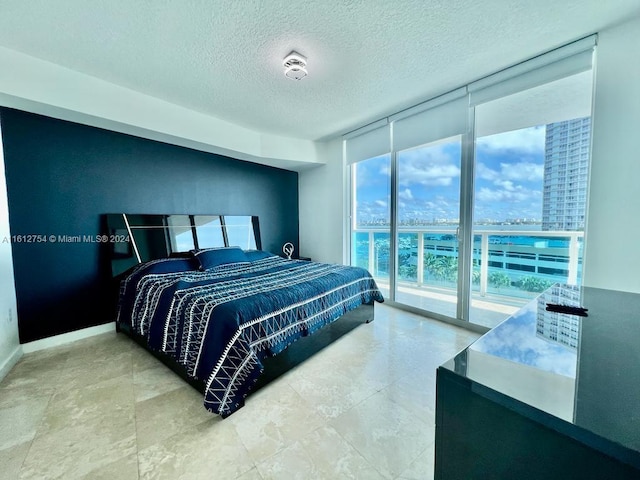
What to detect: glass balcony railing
<box><xmin>353</xmin><ymin>226</ymin><xmax>584</xmax><ymax>324</ymax></box>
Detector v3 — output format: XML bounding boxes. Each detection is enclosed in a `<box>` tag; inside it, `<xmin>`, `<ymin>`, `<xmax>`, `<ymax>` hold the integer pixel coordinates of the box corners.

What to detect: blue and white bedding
<box><xmin>117</xmin><ymin>248</ymin><xmax>384</xmax><ymax>416</ymax></box>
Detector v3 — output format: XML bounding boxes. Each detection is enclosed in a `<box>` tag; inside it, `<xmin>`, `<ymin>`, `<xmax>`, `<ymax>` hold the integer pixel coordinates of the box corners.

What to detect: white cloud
<box><xmin>476</xmin><ymin>185</ymin><xmax>541</xmax><ymax>203</ymax></box>
<box><xmin>399</xmin><ymin>163</ymin><xmax>460</xmax><ymax>187</ymax></box>
<box><xmin>502</xmin><ymin>162</ymin><xmax>544</xmax><ymax>181</ymax></box>
<box><xmin>477</xmin><ymin>161</ymin><xmax>543</xmax><ymax>183</ymax></box>
<box><xmin>476</xmin><ymin>162</ymin><xmax>498</xmax><ymax>181</ymax></box>
<box><xmin>398</xmin><ymin>143</ymin><xmax>461</xmax><ymax>187</ymax></box>
<box><xmin>474</xmin><ymin>306</ymin><xmax>576</xmax><ymax>377</ymax></box>
<box><xmin>399</xmin><ymin>188</ymin><xmax>413</xmax><ymax>200</ymax></box>
<box><xmin>476</xmin><ymin>126</ymin><xmax>545</xmax><ymax>154</ymax></box>
<box><xmin>494</xmin><ymin>179</ymin><xmax>515</xmax><ymax>191</ymax></box>
<box><xmin>435</xmin><ymin>195</ymin><xmax>450</xmax><ymax>207</ymax></box>
<box><xmin>352</xmin><ymin>155</ymin><xmax>391</xmax><ymax>188</ymax></box>
<box><xmin>375</xmin><ymin>200</ymin><xmax>387</xmax><ymax>207</ymax></box>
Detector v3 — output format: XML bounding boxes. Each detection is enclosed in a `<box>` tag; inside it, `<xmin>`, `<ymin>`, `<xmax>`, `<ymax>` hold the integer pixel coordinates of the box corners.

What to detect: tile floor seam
<box><xmin>395</xmin><ymin>438</ymin><xmax>435</xmax><ymax>479</ymax></box>
<box><xmin>335</xmin><ymin>431</ymin><xmax>390</xmax><ymax>479</ymax></box>
<box><xmin>27</xmin><ymin>390</ymin><xmax>55</xmax><ymax>446</ymax></box>
<box><xmin>283</xmin><ymin>377</ymin><xmax>359</xmax><ymax>421</ymax></box>
<box><xmin>130</xmin><ymin>367</ymin><xmax>143</xmax><ymax>480</ymax></box>
<box><xmin>318</xmin><ymin>424</ymin><xmax>390</xmax><ymax>480</ymax></box>
<box><xmin>254</xmin><ymin>435</ymin><xmax>318</xmax><ymax>479</ymax></box>
<box><xmin>229</xmin><ymin>422</ymin><xmax>263</xmax><ymax>472</ymax></box>
<box><xmin>323</xmin><ymin>377</ymin><xmax>440</xmax><ymax>478</ymax></box>
<box><xmin>210</xmin><ymin>412</ymin><xmax>261</xmax><ymax>477</ymax></box>
<box><xmin>131</xmin><ymin>354</ymin><xmax>170</xmax><ymax>480</ymax></box>
<box><xmin>339</xmin><ymin>384</ymin><xmax>386</xmax><ymax>417</ymax></box>
<box><xmin>218</xmin><ymin>381</ymin><xmax>280</xmax><ymax>474</ymax></box>
<box><xmin>13</xmin><ymin>437</ymin><xmax>36</xmax><ymax>480</ymax></box>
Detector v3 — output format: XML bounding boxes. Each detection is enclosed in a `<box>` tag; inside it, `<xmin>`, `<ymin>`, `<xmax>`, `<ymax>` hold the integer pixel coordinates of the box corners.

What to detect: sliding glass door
<box><xmin>351</xmin><ymin>154</ymin><xmax>391</xmax><ymax>298</ymax></box>
<box><xmin>395</xmin><ymin>138</ymin><xmax>462</xmax><ymax>318</ymax></box>
<box><xmin>470</xmin><ymin>70</ymin><xmax>593</xmax><ymax>328</ymax></box>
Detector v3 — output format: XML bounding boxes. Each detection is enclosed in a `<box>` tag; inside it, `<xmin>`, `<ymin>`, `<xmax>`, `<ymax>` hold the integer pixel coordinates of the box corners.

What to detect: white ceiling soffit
<box><xmin>0</xmin><ymin>0</ymin><xmax>638</xmax><ymax>151</ymax></box>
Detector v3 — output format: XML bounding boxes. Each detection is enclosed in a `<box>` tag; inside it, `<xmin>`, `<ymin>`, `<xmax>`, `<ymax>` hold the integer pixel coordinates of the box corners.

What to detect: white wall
<box><xmin>583</xmin><ymin>16</ymin><xmax>640</xmax><ymax>293</ymax></box>
<box><xmin>0</xmin><ymin>133</ymin><xmax>21</xmax><ymax>380</ymax></box>
<box><xmin>299</xmin><ymin>137</ymin><xmax>345</xmax><ymax>264</ymax></box>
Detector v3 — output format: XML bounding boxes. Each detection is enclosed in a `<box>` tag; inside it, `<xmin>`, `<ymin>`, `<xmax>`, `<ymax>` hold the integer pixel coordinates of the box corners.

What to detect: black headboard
<box><xmin>105</xmin><ymin>214</ymin><xmax>261</xmax><ymax>277</ymax></box>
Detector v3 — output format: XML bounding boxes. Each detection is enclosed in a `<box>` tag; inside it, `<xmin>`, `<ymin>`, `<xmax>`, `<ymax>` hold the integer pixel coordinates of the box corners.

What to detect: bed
<box><xmin>107</xmin><ymin>214</ymin><xmax>384</xmax><ymax>416</ymax></box>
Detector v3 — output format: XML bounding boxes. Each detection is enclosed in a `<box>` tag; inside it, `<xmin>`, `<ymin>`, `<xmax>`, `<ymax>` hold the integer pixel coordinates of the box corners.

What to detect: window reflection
<box><xmin>224</xmin><ymin>216</ymin><xmax>257</xmax><ymax>249</ymax></box>
<box><xmin>193</xmin><ymin>215</ymin><xmax>225</xmax><ymax>249</ymax></box>
<box><xmin>167</xmin><ymin>215</ymin><xmax>195</xmax><ymax>252</ymax></box>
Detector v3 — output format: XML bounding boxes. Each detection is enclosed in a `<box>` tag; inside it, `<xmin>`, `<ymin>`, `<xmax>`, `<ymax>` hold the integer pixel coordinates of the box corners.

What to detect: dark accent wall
<box><xmin>0</xmin><ymin>109</ymin><xmax>299</xmax><ymax>343</ymax></box>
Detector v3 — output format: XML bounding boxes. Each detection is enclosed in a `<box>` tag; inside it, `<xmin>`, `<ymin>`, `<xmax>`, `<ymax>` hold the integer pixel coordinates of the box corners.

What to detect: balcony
<box><xmin>353</xmin><ymin>227</ymin><xmax>584</xmax><ymax>328</ymax></box>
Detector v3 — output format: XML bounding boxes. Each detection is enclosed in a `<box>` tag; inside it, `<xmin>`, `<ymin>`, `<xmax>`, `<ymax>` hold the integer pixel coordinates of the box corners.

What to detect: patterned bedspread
<box><xmin>117</xmin><ymin>254</ymin><xmax>383</xmax><ymax>415</ymax></box>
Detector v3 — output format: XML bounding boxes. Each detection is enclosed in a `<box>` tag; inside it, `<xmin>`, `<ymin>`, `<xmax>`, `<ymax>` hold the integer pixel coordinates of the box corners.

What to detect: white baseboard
<box><xmin>0</xmin><ymin>345</ymin><xmax>23</xmax><ymax>381</ymax></box>
<box><xmin>22</xmin><ymin>322</ymin><xmax>116</xmax><ymax>354</ymax></box>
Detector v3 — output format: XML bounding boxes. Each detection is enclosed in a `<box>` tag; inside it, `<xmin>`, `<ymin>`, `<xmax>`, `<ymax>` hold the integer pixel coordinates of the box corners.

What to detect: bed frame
<box><xmin>105</xmin><ymin>213</ymin><xmax>375</xmax><ymax>415</ymax></box>
<box><xmin>118</xmin><ymin>302</ymin><xmax>373</xmax><ymax>415</ymax></box>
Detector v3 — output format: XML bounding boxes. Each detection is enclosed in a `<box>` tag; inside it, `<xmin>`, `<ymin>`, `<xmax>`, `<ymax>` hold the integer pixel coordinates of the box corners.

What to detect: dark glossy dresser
<box><xmin>435</xmin><ymin>285</ymin><xmax>640</xmax><ymax>479</ymax></box>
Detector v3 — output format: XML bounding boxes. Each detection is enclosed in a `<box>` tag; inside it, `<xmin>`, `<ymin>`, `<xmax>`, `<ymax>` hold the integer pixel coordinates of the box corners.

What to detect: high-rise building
<box><xmin>542</xmin><ymin>117</ymin><xmax>591</xmax><ymax>231</ymax></box>
<box><xmin>536</xmin><ymin>284</ymin><xmax>580</xmax><ymax>350</ymax></box>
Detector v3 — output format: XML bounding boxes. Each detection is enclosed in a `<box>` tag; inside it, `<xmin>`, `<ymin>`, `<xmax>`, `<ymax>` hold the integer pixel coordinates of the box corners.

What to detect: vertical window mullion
<box><xmin>457</xmin><ymin>104</ymin><xmax>476</xmax><ymax>321</ymax></box>
<box><xmin>389</xmin><ymin>132</ymin><xmax>398</xmax><ymax>302</ymax></box>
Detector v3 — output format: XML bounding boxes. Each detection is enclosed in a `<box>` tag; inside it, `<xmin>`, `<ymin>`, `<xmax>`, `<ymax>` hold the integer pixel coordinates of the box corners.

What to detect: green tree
<box><xmin>517</xmin><ymin>276</ymin><xmax>553</xmax><ymax>292</ymax></box>
<box><xmin>423</xmin><ymin>252</ymin><xmax>438</xmax><ymax>281</ymax></box>
<box><xmin>425</xmin><ymin>256</ymin><xmax>456</xmax><ymax>282</ymax></box>
<box><xmin>471</xmin><ymin>259</ymin><xmax>481</xmax><ymax>285</ymax></box>
<box><xmin>438</xmin><ymin>256</ymin><xmax>458</xmax><ymax>282</ymax></box>
<box><xmin>398</xmin><ymin>263</ymin><xmax>417</xmax><ymax>280</ymax></box>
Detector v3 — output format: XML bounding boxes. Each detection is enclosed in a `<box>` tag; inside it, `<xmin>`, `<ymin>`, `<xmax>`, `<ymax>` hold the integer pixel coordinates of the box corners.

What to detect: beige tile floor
<box><xmin>0</xmin><ymin>303</ymin><xmax>479</xmax><ymax>479</ymax></box>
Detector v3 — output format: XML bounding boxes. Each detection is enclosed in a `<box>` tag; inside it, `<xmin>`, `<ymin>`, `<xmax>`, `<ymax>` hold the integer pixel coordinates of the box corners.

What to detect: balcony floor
<box><xmin>376</xmin><ymin>281</ymin><xmax>530</xmax><ymax>329</ymax></box>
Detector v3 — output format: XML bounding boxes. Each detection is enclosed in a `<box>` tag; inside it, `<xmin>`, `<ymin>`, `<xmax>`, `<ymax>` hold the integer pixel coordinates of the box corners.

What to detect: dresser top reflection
<box><xmin>441</xmin><ymin>284</ymin><xmax>640</xmax><ymax>455</ymax></box>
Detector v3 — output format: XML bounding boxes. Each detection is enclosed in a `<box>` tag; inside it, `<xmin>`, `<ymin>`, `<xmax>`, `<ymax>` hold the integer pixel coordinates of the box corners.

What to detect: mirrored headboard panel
<box><xmin>105</xmin><ymin>214</ymin><xmax>261</xmax><ymax>277</ymax></box>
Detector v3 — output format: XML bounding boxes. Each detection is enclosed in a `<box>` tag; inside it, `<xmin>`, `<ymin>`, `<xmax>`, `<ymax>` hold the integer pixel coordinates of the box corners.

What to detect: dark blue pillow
<box><xmin>244</xmin><ymin>249</ymin><xmax>277</xmax><ymax>262</ymax></box>
<box><xmin>133</xmin><ymin>257</ymin><xmax>198</xmax><ymax>276</ymax></box>
<box><xmin>193</xmin><ymin>247</ymin><xmax>249</xmax><ymax>271</ymax></box>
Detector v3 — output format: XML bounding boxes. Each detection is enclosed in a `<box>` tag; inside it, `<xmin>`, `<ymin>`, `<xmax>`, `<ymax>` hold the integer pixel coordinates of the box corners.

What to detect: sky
<box><xmin>471</xmin><ymin>301</ymin><xmax>577</xmax><ymax>378</ymax></box>
<box><xmin>354</xmin><ymin>126</ymin><xmax>546</xmax><ymax>225</ymax></box>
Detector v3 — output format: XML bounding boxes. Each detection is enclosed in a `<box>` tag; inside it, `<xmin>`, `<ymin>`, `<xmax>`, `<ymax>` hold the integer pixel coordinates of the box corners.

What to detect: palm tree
<box><xmin>489</xmin><ymin>271</ymin><xmax>511</xmax><ymax>291</ymax></box>
<box><xmin>437</xmin><ymin>256</ymin><xmax>458</xmax><ymax>283</ymax></box>
<box><xmin>423</xmin><ymin>252</ymin><xmax>438</xmax><ymax>281</ymax></box>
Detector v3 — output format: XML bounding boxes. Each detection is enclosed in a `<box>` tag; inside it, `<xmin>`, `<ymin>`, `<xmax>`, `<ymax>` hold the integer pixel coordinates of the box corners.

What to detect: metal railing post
<box><xmin>567</xmin><ymin>233</ymin><xmax>579</xmax><ymax>285</ymax></box>
<box><xmin>417</xmin><ymin>232</ymin><xmax>425</xmax><ymax>285</ymax></box>
<box><xmin>480</xmin><ymin>233</ymin><xmax>489</xmax><ymax>296</ymax></box>
<box><xmin>368</xmin><ymin>231</ymin><xmax>375</xmax><ymax>274</ymax></box>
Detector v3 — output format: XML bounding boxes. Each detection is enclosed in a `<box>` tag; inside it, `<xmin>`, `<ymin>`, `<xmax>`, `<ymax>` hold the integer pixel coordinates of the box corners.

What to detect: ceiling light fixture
<box><xmin>283</xmin><ymin>51</ymin><xmax>308</xmax><ymax>81</ymax></box>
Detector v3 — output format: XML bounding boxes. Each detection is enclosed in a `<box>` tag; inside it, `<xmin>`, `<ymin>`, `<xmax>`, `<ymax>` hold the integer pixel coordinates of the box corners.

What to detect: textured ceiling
<box><xmin>0</xmin><ymin>0</ymin><xmax>638</xmax><ymax>142</ymax></box>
